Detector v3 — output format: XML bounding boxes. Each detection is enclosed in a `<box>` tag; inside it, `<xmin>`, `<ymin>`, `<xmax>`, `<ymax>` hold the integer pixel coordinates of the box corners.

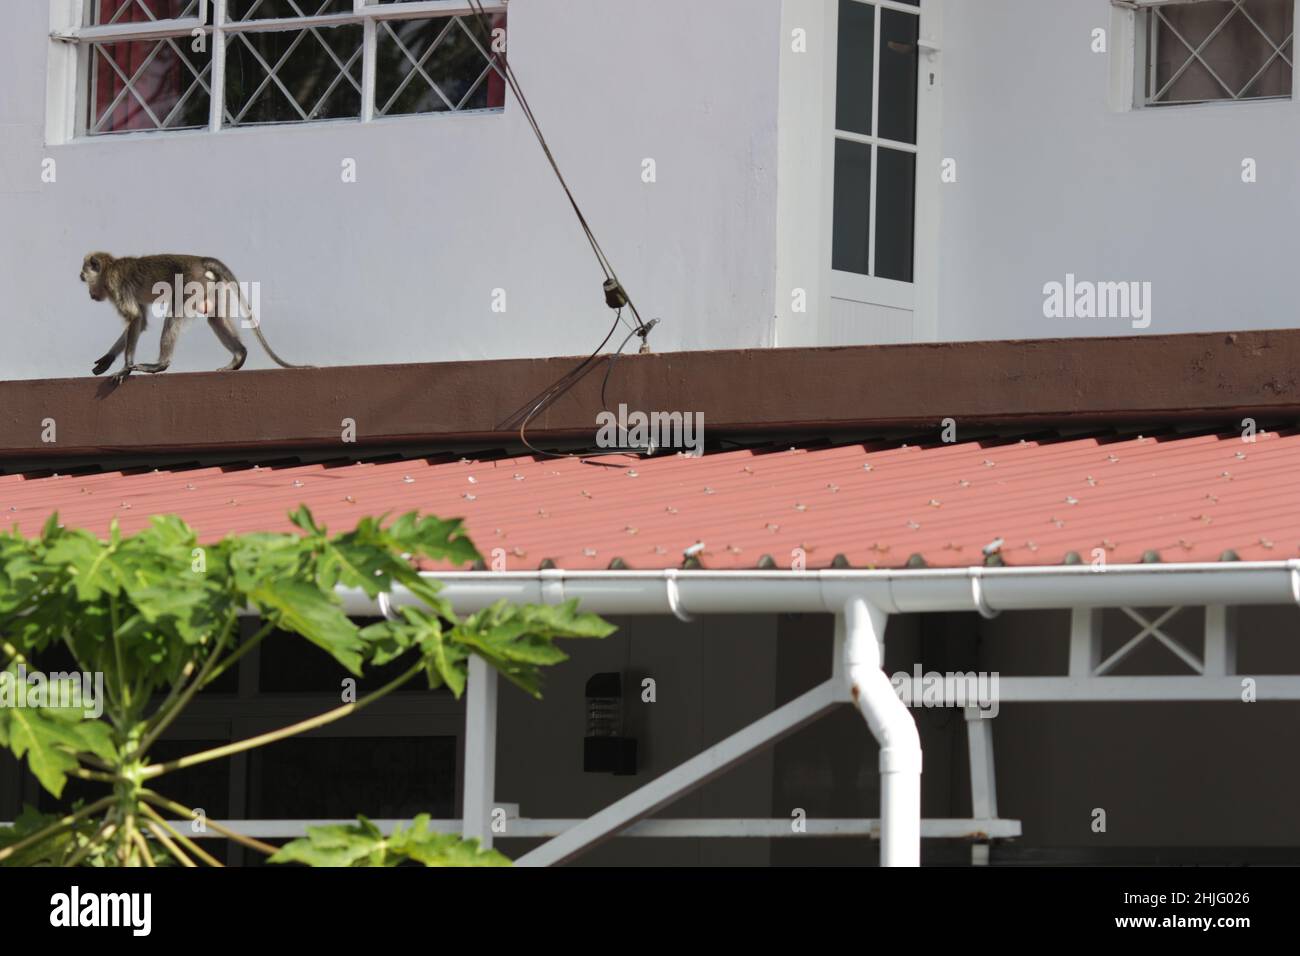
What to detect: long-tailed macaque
<box><xmin>80</xmin><ymin>252</ymin><xmax>313</xmax><ymax>382</ymax></box>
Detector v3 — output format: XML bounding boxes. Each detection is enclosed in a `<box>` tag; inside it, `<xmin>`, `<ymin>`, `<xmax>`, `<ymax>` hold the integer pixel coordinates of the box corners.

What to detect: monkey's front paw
<box><xmin>110</xmin><ymin>368</ymin><xmax>132</xmax><ymax>386</ymax></box>
<box><xmin>92</xmin><ymin>356</ymin><xmax>114</xmax><ymax>376</ymax></box>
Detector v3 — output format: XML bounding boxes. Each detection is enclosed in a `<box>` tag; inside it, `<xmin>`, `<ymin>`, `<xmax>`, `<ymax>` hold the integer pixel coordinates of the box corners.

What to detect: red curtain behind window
<box><xmin>93</xmin><ymin>0</ymin><xmax>185</xmax><ymax>132</ymax></box>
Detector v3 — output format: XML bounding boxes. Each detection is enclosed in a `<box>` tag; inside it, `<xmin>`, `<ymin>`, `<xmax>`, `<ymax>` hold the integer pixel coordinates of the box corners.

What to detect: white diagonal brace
<box><xmin>514</xmin><ymin>679</ymin><xmax>841</xmax><ymax>867</ymax></box>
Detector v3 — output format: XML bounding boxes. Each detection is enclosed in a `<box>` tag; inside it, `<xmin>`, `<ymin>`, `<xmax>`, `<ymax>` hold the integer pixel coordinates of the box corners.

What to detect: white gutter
<box><xmin>329</xmin><ymin>561</ymin><xmax>1300</xmax><ymax>868</ymax></box>
<box><xmin>336</xmin><ymin>561</ymin><xmax>1300</xmax><ymax>618</ymax></box>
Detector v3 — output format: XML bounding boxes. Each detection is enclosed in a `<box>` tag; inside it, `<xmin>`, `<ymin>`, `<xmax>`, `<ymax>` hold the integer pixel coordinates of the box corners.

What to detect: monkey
<box><xmin>80</xmin><ymin>252</ymin><xmax>313</xmax><ymax>382</ymax></box>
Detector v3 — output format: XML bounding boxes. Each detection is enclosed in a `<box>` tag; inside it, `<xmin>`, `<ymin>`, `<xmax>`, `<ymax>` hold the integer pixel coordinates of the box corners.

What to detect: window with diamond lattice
<box><xmin>87</xmin><ymin>1</ymin><xmax>214</xmax><ymax>134</ymax></box>
<box><xmin>1144</xmin><ymin>0</ymin><xmax>1294</xmax><ymax>105</ymax></box>
<box><xmin>75</xmin><ymin>1</ymin><xmax>506</xmax><ymax>136</ymax></box>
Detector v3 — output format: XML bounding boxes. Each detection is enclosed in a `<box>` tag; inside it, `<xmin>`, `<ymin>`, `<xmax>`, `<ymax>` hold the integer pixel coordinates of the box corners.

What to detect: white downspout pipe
<box><xmin>841</xmin><ymin>597</ymin><xmax>921</xmax><ymax>867</ymax></box>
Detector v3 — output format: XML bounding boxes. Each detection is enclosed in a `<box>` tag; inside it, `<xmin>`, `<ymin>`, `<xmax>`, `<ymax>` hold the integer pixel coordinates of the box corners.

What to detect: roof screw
<box><xmin>625</xmin><ymin>526</ymin><xmax>639</xmax><ymax>535</ymax></box>
<box><xmin>827</xmin><ymin>483</ymin><xmax>839</xmax><ymax>493</ymax></box>
<box><xmin>513</xmin><ymin>473</ymin><xmax>525</xmax><ymax>481</ymax></box>
<box><xmin>1064</xmin><ymin>496</ymin><xmax>1079</xmax><ymax>505</ymax></box>
<box><xmin>1220</xmin><ymin>471</ymin><xmax>1233</xmax><ymax>479</ymax></box>
<box><xmin>1260</xmin><ymin>537</ymin><xmax>1275</xmax><ymax>549</ymax></box>
<box><xmin>906</xmin><ymin>520</ymin><xmax>921</xmax><ymax>530</ymax></box>
<box><xmin>581</xmin><ymin>490</ymin><xmax>592</xmax><ymax>498</ymax></box>
<box><xmin>957</xmin><ymin>479</ymin><xmax>971</xmax><ymax>487</ymax></box>
<box><xmin>462</xmin><ymin>493</ymin><xmax>477</xmax><ymax>501</ymax></box>
<box><xmin>1102</xmin><ymin>539</ymin><xmax>1117</xmax><ymax>550</ymax></box>
<box><xmin>1085</xmin><ymin>475</ymin><xmax>1097</xmax><ymax>486</ymax></box>
<box><xmin>344</xmin><ymin>495</ymin><xmax>355</xmax><ymax>504</ymax></box>
<box><xmin>743</xmin><ymin>466</ymin><xmax>754</xmax><ymax>474</ymax></box>
<box><xmin>665</xmin><ymin>506</ymin><xmax>679</xmax><ymax>514</ymax></box>
<box><xmin>863</xmin><ymin>463</ymin><xmax>874</xmax><ymax>472</ymax></box>
<box><xmin>1235</xmin><ymin>452</ymin><xmax>1247</xmax><ymax>460</ymax></box>
<box><xmin>1178</xmin><ymin>539</ymin><xmax>1192</xmax><ymax>550</ymax></box>
<box><xmin>403</xmin><ymin>475</ymin><xmax>415</xmax><ymax>483</ymax></box>
<box><xmin>983</xmin><ymin>459</ymin><xmax>996</xmax><ymax>468</ymax></box>
<box><xmin>627</xmin><ymin>469</ymin><xmax>639</xmax><ymax>477</ymax></box>
<box><xmin>537</xmin><ymin>508</ymin><xmax>549</xmax><ymax>517</ymax></box>
<box><xmin>186</xmin><ymin>483</ymin><xmax>196</xmax><ymax>490</ymax></box>
<box><xmin>704</xmin><ymin>486</ymin><xmax>716</xmax><ymax>495</ymax></box>
<box><xmin>1107</xmin><ymin>454</ymin><xmax>1120</xmax><ymax>463</ymax></box>
<box><xmin>512</xmin><ymin>547</ymin><xmax>527</xmax><ymax>558</ymax></box>
<box><xmin>794</xmin><ymin>503</ymin><xmax>807</xmax><ymax>512</ymax></box>
<box><xmin>583</xmin><ymin>547</ymin><xmax>597</xmax><ymax>557</ymax></box>
<box><xmin>291</xmin><ymin>480</ymin><xmax>303</xmax><ymax>488</ymax></box>
<box><xmin>467</xmin><ymin>476</ymin><xmax>477</xmax><ymax>483</ymax></box>
<box><xmin>928</xmin><ymin>498</ymin><xmax>941</xmax><ymax>508</ymax></box>
<box><xmin>765</xmin><ymin>523</ymin><xmax>780</xmax><ymax>532</ymax></box>
<box><xmin>684</xmin><ymin>541</ymin><xmax>705</xmax><ymax>558</ymax></box>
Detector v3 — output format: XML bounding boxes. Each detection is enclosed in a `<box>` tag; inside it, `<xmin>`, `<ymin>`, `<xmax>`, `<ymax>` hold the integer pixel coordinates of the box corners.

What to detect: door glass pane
<box><xmin>875</xmin><ymin>147</ymin><xmax>916</xmax><ymax>282</ymax></box>
<box><xmin>832</xmin><ymin>139</ymin><xmax>872</xmax><ymax>276</ymax></box>
<box><xmin>835</xmin><ymin>0</ymin><xmax>874</xmax><ymax>136</ymax></box>
<box><xmin>878</xmin><ymin>8</ymin><xmax>919</xmax><ymax>144</ymax></box>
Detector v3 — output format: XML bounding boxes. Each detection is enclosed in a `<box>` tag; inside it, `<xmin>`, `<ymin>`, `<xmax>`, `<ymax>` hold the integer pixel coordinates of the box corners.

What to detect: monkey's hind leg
<box><xmin>207</xmin><ymin>315</ymin><xmax>248</xmax><ymax>371</ymax></box>
<box><xmin>131</xmin><ymin>315</ymin><xmax>181</xmax><ymax>374</ymax></box>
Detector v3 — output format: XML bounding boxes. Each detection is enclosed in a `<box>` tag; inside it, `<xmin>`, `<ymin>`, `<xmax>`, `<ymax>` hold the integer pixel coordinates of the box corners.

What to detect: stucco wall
<box><xmin>0</xmin><ymin>0</ymin><xmax>782</xmax><ymax>381</ymax></box>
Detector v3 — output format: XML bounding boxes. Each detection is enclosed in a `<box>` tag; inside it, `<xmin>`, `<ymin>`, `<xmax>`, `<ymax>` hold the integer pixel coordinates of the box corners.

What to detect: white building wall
<box><xmin>936</xmin><ymin>0</ymin><xmax>1300</xmax><ymax>342</ymax></box>
<box><xmin>0</xmin><ymin>0</ymin><xmax>782</xmax><ymax>381</ymax></box>
<box><xmin>5</xmin><ymin>0</ymin><xmax>1300</xmax><ymax>382</ymax></box>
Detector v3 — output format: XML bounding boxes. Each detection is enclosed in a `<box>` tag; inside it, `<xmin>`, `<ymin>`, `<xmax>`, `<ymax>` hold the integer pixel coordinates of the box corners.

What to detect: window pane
<box><xmin>835</xmin><ymin>0</ymin><xmax>874</xmax><ymax>136</ymax></box>
<box><xmin>89</xmin><ymin>0</ymin><xmax>198</xmax><ymax>26</ymax></box>
<box><xmin>88</xmin><ymin>38</ymin><xmax>213</xmax><ymax>133</ymax></box>
<box><xmin>229</xmin><ymin>0</ymin><xmax>351</xmax><ymax>20</ymax></box>
<box><xmin>225</xmin><ymin>25</ymin><xmax>363</xmax><ymax>125</ymax></box>
<box><xmin>1150</xmin><ymin>0</ymin><xmax>1293</xmax><ymax>104</ymax></box>
<box><xmin>247</xmin><ymin>736</ymin><xmax>457</xmax><ymax>818</ymax></box>
<box><xmin>376</xmin><ymin>16</ymin><xmax>505</xmax><ymax>116</ymax></box>
<box><xmin>875</xmin><ymin>147</ymin><xmax>915</xmax><ymax>283</ymax></box>
<box><xmin>832</xmin><ymin>139</ymin><xmax>872</xmax><ymax>276</ymax></box>
<box><xmin>878</xmin><ymin>8</ymin><xmax>919</xmax><ymax>144</ymax></box>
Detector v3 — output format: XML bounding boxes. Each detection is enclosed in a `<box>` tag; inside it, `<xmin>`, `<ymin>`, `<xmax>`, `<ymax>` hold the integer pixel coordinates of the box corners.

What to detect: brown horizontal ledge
<box><xmin>1</xmin><ymin>328</ymin><xmax>1297</xmax><ymax>460</ymax></box>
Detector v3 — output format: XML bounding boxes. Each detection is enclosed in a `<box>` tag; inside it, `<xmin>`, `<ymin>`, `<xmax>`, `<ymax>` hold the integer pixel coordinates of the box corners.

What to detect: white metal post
<box><xmin>1203</xmin><ymin>605</ymin><xmax>1237</xmax><ymax>676</ymax></box>
<box><xmin>462</xmin><ymin>654</ymin><xmax>498</xmax><ymax>846</ymax></box>
<box><xmin>964</xmin><ymin>707</ymin><xmax>997</xmax><ymax>866</ymax></box>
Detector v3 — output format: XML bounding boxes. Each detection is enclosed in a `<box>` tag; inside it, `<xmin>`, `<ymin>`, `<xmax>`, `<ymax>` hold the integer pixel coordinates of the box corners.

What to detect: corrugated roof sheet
<box><xmin>1</xmin><ymin>428</ymin><xmax>1296</xmax><ymax>569</ymax></box>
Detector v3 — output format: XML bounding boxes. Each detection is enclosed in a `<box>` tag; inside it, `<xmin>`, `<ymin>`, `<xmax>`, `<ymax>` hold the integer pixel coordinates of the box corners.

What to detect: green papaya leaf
<box><xmin>269</xmin><ymin>814</ymin><xmax>509</xmax><ymax>867</ymax></box>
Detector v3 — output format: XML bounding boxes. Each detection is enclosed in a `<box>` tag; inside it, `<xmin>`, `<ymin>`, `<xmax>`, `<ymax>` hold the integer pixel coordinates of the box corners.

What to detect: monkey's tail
<box><xmin>252</xmin><ymin>324</ymin><xmax>316</xmax><ymax>369</ymax></box>
<box><xmin>205</xmin><ymin>259</ymin><xmax>316</xmax><ymax>370</ymax></box>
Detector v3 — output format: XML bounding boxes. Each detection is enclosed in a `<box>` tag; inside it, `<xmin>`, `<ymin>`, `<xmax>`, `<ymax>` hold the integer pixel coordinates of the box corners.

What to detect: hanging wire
<box><xmin>467</xmin><ymin>0</ymin><xmax>660</xmax><ymax>459</ymax></box>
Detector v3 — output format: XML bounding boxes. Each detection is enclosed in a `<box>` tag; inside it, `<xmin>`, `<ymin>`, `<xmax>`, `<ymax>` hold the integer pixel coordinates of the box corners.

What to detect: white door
<box><xmin>822</xmin><ymin>0</ymin><xmax>941</xmax><ymax>343</ymax></box>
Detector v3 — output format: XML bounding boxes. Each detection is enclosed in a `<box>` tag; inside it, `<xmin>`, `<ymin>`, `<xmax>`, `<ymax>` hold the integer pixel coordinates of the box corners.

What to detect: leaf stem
<box><xmin>141</xmin><ymin>791</ymin><xmax>278</xmax><ymax>857</ymax></box>
<box><xmin>139</xmin><ymin>803</ymin><xmax>221</xmax><ymax>867</ymax></box>
<box><xmin>0</xmin><ymin>795</ymin><xmax>114</xmax><ymax>864</ymax></box>
<box><xmin>139</xmin><ymin>660</ymin><xmax>422</xmax><ymax>779</ymax></box>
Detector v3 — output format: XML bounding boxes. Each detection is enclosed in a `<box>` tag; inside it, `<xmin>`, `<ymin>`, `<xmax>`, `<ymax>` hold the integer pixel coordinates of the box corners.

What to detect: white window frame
<box><xmin>46</xmin><ymin>0</ymin><xmax>507</xmax><ymax>144</ymax></box>
<box><xmin>1110</xmin><ymin>0</ymin><xmax>1296</xmax><ymax>111</ymax></box>
<box><xmin>824</xmin><ymin>0</ymin><xmax>928</xmax><ymax>313</ymax></box>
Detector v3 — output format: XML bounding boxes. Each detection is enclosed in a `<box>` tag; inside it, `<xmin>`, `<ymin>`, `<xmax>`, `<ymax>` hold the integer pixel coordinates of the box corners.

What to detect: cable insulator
<box><xmin>603</xmin><ymin>279</ymin><xmax>629</xmax><ymax>310</ymax></box>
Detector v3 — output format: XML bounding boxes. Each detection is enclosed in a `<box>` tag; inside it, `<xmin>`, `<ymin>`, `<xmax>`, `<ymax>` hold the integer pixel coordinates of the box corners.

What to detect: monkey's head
<box><xmin>80</xmin><ymin>252</ymin><xmax>113</xmax><ymax>301</ymax></box>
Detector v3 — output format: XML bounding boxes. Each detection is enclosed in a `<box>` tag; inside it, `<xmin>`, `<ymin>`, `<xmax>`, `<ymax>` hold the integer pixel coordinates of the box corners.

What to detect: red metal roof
<box><xmin>2</xmin><ymin>428</ymin><xmax>1297</xmax><ymax>569</ymax></box>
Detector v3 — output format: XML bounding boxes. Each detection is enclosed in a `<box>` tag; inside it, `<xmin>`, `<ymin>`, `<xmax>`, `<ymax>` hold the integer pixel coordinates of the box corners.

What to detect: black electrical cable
<box><xmin>469</xmin><ymin>0</ymin><xmax>659</xmax><ymax>458</ymax></box>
